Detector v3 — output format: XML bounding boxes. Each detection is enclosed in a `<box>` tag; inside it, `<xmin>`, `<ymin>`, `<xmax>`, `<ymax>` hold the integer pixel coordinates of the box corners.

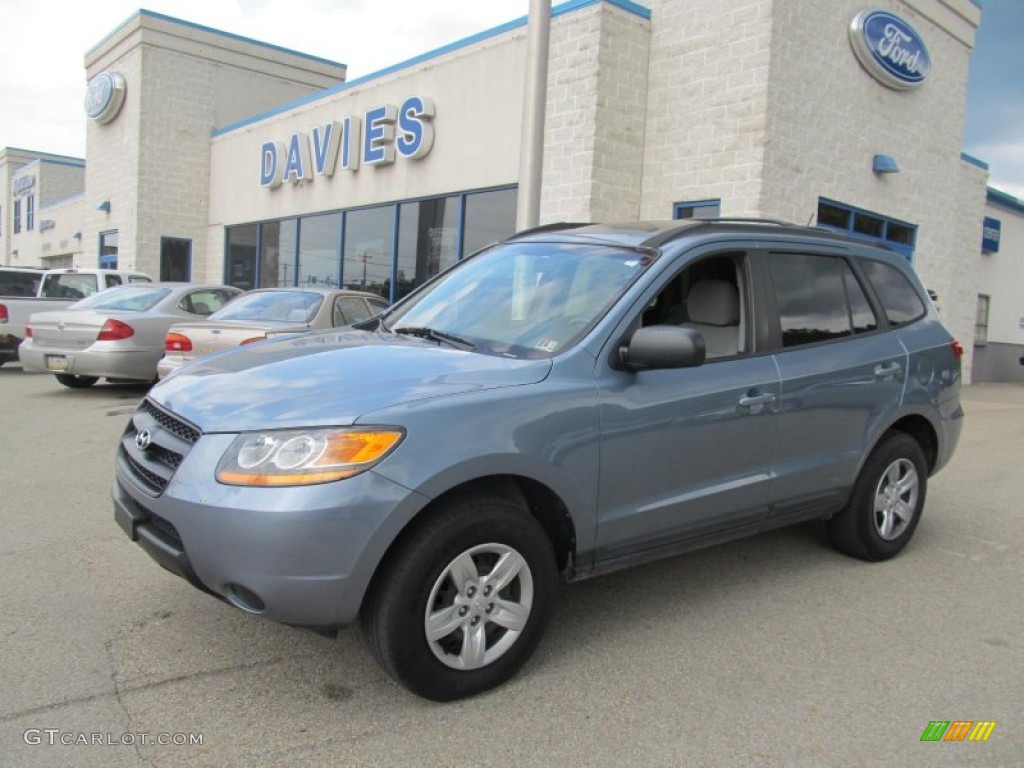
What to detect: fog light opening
<box><xmin>225</xmin><ymin>584</ymin><xmax>266</xmax><ymax>614</ymax></box>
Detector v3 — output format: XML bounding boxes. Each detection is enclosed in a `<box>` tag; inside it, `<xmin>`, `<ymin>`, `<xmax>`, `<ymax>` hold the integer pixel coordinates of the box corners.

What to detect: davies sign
<box><xmin>260</xmin><ymin>96</ymin><xmax>434</xmax><ymax>189</ymax></box>
<box><xmin>849</xmin><ymin>9</ymin><xmax>931</xmax><ymax>90</ymax></box>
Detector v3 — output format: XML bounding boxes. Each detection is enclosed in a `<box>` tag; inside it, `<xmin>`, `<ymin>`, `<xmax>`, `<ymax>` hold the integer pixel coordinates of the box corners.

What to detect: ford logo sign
<box><xmin>849</xmin><ymin>9</ymin><xmax>931</xmax><ymax>91</ymax></box>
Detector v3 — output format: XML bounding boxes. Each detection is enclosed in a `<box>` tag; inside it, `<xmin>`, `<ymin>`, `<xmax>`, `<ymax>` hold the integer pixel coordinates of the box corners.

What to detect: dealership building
<box><xmin>2</xmin><ymin>0</ymin><xmax>1022</xmax><ymax>381</ymax></box>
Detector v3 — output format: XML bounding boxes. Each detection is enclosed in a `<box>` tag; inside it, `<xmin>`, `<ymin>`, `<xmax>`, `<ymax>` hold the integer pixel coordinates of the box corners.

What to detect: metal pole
<box><xmin>516</xmin><ymin>0</ymin><xmax>551</xmax><ymax>232</ymax></box>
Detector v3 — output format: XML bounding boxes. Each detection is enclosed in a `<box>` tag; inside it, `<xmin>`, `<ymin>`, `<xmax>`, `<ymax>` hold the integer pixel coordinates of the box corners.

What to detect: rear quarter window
<box><xmin>859</xmin><ymin>260</ymin><xmax>926</xmax><ymax>326</ymax></box>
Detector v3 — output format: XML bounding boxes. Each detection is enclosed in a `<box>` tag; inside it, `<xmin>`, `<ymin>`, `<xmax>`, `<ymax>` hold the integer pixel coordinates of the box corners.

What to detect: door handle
<box><xmin>874</xmin><ymin>362</ymin><xmax>902</xmax><ymax>379</ymax></box>
<box><xmin>738</xmin><ymin>392</ymin><xmax>777</xmax><ymax>412</ymax></box>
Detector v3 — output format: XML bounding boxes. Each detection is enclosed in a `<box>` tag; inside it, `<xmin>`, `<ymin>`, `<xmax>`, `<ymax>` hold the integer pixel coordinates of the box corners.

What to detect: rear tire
<box><xmin>828</xmin><ymin>432</ymin><xmax>928</xmax><ymax>561</ymax></box>
<box><xmin>361</xmin><ymin>493</ymin><xmax>558</xmax><ymax>701</ymax></box>
<box><xmin>55</xmin><ymin>374</ymin><xmax>99</xmax><ymax>389</ymax></box>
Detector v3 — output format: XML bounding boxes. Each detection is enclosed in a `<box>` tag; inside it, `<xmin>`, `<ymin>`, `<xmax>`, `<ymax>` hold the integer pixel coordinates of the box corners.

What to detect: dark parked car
<box><xmin>114</xmin><ymin>220</ymin><xmax>963</xmax><ymax>701</ymax></box>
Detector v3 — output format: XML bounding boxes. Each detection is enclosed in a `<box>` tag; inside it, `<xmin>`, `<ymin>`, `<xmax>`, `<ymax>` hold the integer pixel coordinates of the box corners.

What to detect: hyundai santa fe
<box><xmin>114</xmin><ymin>220</ymin><xmax>963</xmax><ymax>701</ymax></box>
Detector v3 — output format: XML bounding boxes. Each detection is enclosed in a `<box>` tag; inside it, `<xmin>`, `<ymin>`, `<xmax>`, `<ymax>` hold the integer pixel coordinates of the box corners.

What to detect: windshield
<box><xmin>72</xmin><ymin>285</ymin><xmax>171</xmax><ymax>312</ymax></box>
<box><xmin>209</xmin><ymin>291</ymin><xmax>324</xmax><ymax>323</ymax></box>
<box><xmin>384</xmin><ymin>241</ymin><xmax>653</xmax><ymax>358</ymax></box>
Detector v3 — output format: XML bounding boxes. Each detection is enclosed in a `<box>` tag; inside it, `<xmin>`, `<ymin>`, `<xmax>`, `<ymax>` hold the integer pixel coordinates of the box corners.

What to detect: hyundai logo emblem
<box><xmin>135</xmin><ymin>429</ymin><xmax>153</xmax><ymax>451</ymax></box>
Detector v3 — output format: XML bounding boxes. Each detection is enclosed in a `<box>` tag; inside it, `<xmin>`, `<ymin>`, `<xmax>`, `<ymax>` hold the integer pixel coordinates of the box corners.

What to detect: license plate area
<box><xmin>45</xmin><ymin>355</ymin><xmax>69</xmax><ymax>372</ymax></box>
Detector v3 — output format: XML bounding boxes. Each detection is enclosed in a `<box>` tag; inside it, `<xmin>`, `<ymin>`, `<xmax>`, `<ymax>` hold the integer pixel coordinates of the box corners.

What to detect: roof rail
<box><xmin>508</xmin><ymin>222</ymin><xmax>591</xmax><ymax>239</ymax></box>
<box><xmin>640</xmin><ymin>217</ymin><xmax>798</xmax><ymax>249</ymax></box>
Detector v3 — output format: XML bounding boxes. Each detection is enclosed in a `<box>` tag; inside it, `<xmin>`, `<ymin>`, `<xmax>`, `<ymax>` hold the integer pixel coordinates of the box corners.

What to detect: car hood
<box><xmin>151</xmin><ymin>330</ymin><xmax>552</xmax><ymax>431</ymax></box>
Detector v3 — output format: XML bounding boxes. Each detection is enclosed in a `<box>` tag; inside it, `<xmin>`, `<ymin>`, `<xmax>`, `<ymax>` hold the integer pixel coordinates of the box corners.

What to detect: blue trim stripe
<box><xmin>87</xmin><ymin>9</ymin><xmax>347</xmax><ymax>70</ymax></box>
<box><xmin>212</xmin><ymin>0</ymin><xmax>651</xmax><ymax>138</ymax></box>
<box><xmin>960</xmin><ymin>151</ymin><xmax>989</xmax><ymax>170</ymax></box>
<box><xmin>987</xmin><ymin>186</ymin><xmax>1024</xmax><ymax>215</ymax></box>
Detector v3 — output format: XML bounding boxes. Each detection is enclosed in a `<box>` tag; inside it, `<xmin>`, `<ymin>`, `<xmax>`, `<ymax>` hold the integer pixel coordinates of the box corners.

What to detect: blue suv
<box><xmin>115</xmin><ymin>220</ymin><xmax>963</xmax><ymax>700</ymax></box>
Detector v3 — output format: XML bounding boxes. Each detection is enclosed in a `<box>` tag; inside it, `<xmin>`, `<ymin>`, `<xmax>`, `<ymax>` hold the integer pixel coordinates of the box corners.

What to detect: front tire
<box><xmin>828</xmin><ymin>432</ymin><xmax>928</xmax><ymax>561</ymax></box>
<box><xmin>55</xmin><ymin>374</ymin><xmax>99</xmax><ymax>389</ymax></box>
<box><xmin>362</xmin><ymin>493</ymin><xmax>558</xmax><ymax>701</ymax></box>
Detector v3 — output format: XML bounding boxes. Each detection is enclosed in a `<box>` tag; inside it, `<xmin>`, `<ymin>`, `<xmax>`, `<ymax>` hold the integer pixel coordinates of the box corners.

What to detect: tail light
<box><xmin>97</xmin><ymin>318</ymin><xmax>135</xmax><ymax>341</ymax></box>
<box><xmin>950</xmin><ymin>339</ymin><xmax>964</xmax><ymax>360</ymax></box>
<box><xmin>25</xmin><ymin>324</ymin><xmax>32</xmax><ymax>339</ymax></box>
<box><xmin>240</xmin><ymin>336</ymin><xmax>265</xmax><ymax>345</ymax></box>
<box><xmin>165</xmin><ymin>332</ymin><xmax>193</xmax><ymax>352</ymax></box>
<box><xmin>0</xmin><ymin>304</ymin><xmax>7</xmax><ymax>323</ymax></box>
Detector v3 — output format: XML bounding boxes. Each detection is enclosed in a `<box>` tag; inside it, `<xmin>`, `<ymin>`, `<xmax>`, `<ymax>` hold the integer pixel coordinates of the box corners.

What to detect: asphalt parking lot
<box><xmin>1</xmin><ymin>365</ymin><xmax>1021</xmax><ymax>767</ymax></box>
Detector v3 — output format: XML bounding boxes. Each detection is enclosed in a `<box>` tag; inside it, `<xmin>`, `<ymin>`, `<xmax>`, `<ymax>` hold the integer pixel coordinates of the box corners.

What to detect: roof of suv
<box><xmin>506</xmin><ymin>219</ymin><xmax>895</xmax><ymax>254</ymax></box>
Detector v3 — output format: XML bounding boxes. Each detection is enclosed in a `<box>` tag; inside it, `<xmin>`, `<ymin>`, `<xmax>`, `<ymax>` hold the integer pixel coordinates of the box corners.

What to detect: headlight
<box><xmin>216</xmin><ymin>427</ymin><xmax>404</xmax><ymax>486</ymax></box>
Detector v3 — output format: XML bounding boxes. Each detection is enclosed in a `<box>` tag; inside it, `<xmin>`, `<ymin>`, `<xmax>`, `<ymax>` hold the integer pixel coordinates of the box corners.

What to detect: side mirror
<box><xmin>619</xmin><ymin>325</ymin><xmax>705</xmax><ymax>372</ymax></box>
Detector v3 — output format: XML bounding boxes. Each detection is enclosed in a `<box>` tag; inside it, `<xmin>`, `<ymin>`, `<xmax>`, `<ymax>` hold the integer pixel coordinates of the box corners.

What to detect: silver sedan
<box><xmin>157</xmin><ymin>287</ymin><xmax>388</xmax><ymax>379</ymax></box>
<box><xmin>19</xmin><ymin>283</ymin><xmax>243</xmax><ymax>388</ymax></box>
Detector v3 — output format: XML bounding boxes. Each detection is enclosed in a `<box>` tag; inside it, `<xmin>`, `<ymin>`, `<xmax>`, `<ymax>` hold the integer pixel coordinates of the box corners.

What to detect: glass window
<box><xmin>886</xmin><ymin>222</ymin><xmax>914</xmax><ymax>246</ymax></box>
<box><xmin>853</xmin><ymin>213</ymin><xmax>883</xmax><ymax>238</ymax></box>
<box><xmin>160</xmin><ymin>238</ymin><xmax>192</xmax><ymax>282</ymax></box>
<box><xmin>859</xmin><ymin>259</ymin><xmax>926</xmax><ymax>326</ymax></box>
<box><xmin>74</xmin><ymin>285</ymin><xmax>171</xmax><ymax>311</ymax></box>
<box><xmin>770</xmin><ymin>253</ymin><xmax>852</xmax><ymax>347</ymax></box>
<box><xmin>179</xmin><ymin>289</ymin><xmax>235</xmax><ymax>315</ymax></box>
<box><xmin>41</xmin><ymin>272</ymin><xmax>100</xmax><ymax>298</ymax></box>
<box><xmin>298</xmin><ymin>212</ymin><xmax>341</xmax><ymax>289</ymax></box>
<box><xmin>396</xmin><ymin>196</ymin><xmax>460</xmax><ymax>301</ymax></box>
<box><xmin>673</xmin><ymin>200</ymin><xmax>721</xmax><ymax>220</ymax></box>
<box><xmin>385</xmin><ymin>241</ymin><xmax>652</xmax><ymax>358</ymax></box>
<box><xmin>211</xmin><ymin>290</ymin><xmax>324</xmax><ymax>322</ymax></box>
<box><xmin>462</xmin><ymin>188</ymin><xmax>517</xmax><ymax>258</ymax></box>
<box><xmin>842</xmin><ymin>262</ymin><xmax>878</xmax><ymax>334</ymax></box>
<box><xmin>226</xmin><ymin>224</ymin><xmax>258</xmax><ymax>290</ymax></box>
<box><xmin>817</xmin><ymin>201</ymin><xmax>850</xmax><ymax>230</ymax></box>
<box><xmin>99</xmin><ymin>230</ymin><xmax>119</xmax><ymax>269</ymax></box>
<box><xmin>260</xmin><ymin>219</ymin><xmax>297</xmax><ymax>288</ymax></box>
<box><xmin>13</xmin><ymin>200</ymin><xmax>21</xmax><ymax>234</ymax></box>
<box><xmin>26</xmin><ymin>196</ymin><xmax>35</xmax><ymax>231</ymax></box>
<box><xmin>974</xmin><ymin>294</ymin><xmax>990</xmax><ymax>345</ymax></box>
<box><xmin>343</xmin><ymin>206</ymin><xmax>394</xmax><ymax>299</ymax></box>
<box><xmin>0</xmin><ymin>268</ymin><xmax>41</xmax><ymax>296</ymax></box>
<box><xmin>332</xmin><ymin>296</ymin><xmax>375</xmax><ymax>326</ymax></box>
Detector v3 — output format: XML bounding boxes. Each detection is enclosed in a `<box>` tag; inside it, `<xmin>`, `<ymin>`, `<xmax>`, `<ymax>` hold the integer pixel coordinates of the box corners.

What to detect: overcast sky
<box><xmin>1</xmin><ymin>0</ymin><xmax>1020</xmax><ymax>199</ymax></box>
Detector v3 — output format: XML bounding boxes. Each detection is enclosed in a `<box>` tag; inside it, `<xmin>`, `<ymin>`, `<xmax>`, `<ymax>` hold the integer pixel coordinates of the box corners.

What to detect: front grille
<box><xmin>123</xmin><ymin>450</ymin><xmax>165</xmax><ymax>493</ymax></box>
<box><xmin>120</xmin><ymin>399</ymin><xmax>202</xmax><ymax>496</ymax></box>
<box><xmin>142</xmin><ymin>399</ymin><xmax>200</xmax><ymax>444</ymax></box>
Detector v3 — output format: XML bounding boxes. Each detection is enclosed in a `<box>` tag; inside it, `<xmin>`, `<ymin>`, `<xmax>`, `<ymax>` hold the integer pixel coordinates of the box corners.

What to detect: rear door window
<box><xmin>859</xmin><ymin>259</ymin><xmax>926</xmax><ymax>326</ymax></box>
<box><xmin>770</xmin><ymin>253</ymin><xmax>853</xmax><ymax>347</ymax></box>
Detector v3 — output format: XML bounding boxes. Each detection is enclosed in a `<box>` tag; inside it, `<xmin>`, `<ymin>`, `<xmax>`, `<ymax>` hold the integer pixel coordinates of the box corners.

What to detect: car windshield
<box><xmin>209</xmin><ymin>291</ymin><xmax>324</xmax><ymax>323</ymax></box>
<box><xmin>384</xmin><ymin>241</ymin><xmax>654</xmax><ymax>358</ymax></box>
<box><xmin>72</xmin><ymin>285</ymin><xmax>171</xmax><ymax>312</ymax></box>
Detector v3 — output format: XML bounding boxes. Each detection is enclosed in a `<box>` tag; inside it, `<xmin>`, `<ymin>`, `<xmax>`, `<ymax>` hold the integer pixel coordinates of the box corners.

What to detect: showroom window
<box><xmin>224</xmin><ymin>186</ymin><xmax>518</xmax><ymax>300</ymax></box>
<box><xmin>343</xmin><ymin>205</ymin><xmax>395</xmax><ymax>298</ymax></box>
<box><xmin>462</xmin><ymin>187</ymin><xmax>517</xmax><ymax>257</ymax></box>
<box><xmin>13</xmin><ymin>200</ymin><xmax>20</xmax><ymax>234</ymax></box>
<box><xmin>298</xmin><ymin>212</ymin><xmax>342</xmax><ymax>288</ymax></box>
<box><xmin>225</xmin><ymin>223</ymin><xmax>258</xmax><ymax>290</ymax></box>
<box><xmin>260</xmin><ymin>219</ymin><xmax>298</xmax><ymax>288</ymax></box>
<box><xmin>26</xmin><ymin>196</ymin><xmax>35</xmax><ymax>231</ymax></box>
<box><xmin>396</xmin><ymin>196</ymin><xmax>460</xmax><ymax>300</ymax></box>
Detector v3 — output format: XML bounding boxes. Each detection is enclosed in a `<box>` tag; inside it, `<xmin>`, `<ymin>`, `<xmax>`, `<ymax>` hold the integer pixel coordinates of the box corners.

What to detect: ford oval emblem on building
<box><xmin>849</xmin><ymin>9</ymin><xmax>931</xmax><ymax>91</ymax></box>
<box><xmin>85</xmin><ymin>71</ymin><xmax>127</xmax><ymax>124</ymax></box>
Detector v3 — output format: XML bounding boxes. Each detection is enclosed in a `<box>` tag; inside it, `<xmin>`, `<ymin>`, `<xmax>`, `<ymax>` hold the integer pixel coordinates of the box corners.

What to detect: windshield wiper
<box><xmin>393</xmin><ymin>326</ymin><xmax>475</xmax><ymax>350</ymax></box>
